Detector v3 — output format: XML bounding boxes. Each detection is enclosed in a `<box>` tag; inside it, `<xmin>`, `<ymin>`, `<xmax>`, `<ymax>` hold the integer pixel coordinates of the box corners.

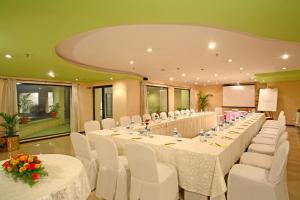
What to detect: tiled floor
<box><xmin>0</xmin><ymin>126</ymin><xmax>299</xmax><ymax>200</ymax></box>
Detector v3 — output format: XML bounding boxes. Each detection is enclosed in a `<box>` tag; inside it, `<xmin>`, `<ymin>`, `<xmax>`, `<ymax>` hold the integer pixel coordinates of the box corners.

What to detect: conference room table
<box><xmin>133</xmin><ymin>112</ymin><xmax>217</xmax><ymax>138</ymax></box>
<box><xmin>89</xmin><ymin>113</ymin><xmax>265</xmax><ymax>200</ymax></box>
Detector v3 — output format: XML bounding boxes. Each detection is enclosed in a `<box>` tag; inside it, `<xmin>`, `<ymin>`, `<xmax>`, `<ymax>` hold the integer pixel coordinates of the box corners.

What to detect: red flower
<box><xmin>36</xmin><ymin>160</ymin><xmax>41</xmax><ymax>164</ymax></box>
<box><xmin>2</xmin><ymin>161</ymin><xmax>9</xmax><ymax>169</ymax></box>
<box><xmin>27</xmin><ymin>163</ymin><xmax>36</xmax><ymax>170</ymax></box>
<box><xmin>31</xmin><ymin>173</ymin><xmax>39</xmax><ymax>180</ymax></box>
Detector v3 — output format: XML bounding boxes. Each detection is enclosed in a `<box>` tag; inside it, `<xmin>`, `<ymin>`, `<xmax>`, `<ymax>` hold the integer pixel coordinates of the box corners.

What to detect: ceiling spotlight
<box><xmin>75</xmin><ymin>78</ymin><xmax>79</xmax><ymax>81</ymax></box>
<box><xmin>196</xmin><ymin>77</ymin><xmax>200</xmax><ymax>80</ymax></box>
<box><xmin>240</xmin><ymin>67</ymin><xmax>244</xmax><ymax>71</ymax></box>
<box><xmin>251</xmin><ymin>76</ymin><xmax>255</xmax><ymax>80</ymax></box>
<box><xmin>48</xmin><ymin>71</ymin><xmax>55</xmax><ymax>78</ymax></box>
<box><xmin>194</xmin><ymin>82</ymin><xmax>198</xmax><ymax>85</ymax></box>
<box><xmin>208</xmin><ymin>42</ymin><xmax>216</xmax><ymax>49</ymax></box>
<box><xmin>282</xmin><ymin>67</ymin><xmax>287</xmax><ymax>70</ymax></box>
<box><xmin>228</xmin><ymin>59</ymin><xmax>233</xmax><ymax>63</ymax></box>
<box><xmin>129</xmin><ymin>60</ymin><xmax>134</xmax><ymax>65</ymax></box>
<box><xmin>110</xmin><ymin>77</ymin><xmax>113</xmax><ymax>80</ymax></box>
<box><xmin>281</xmin><ymin>54</ymin><xmax>289</xmax><ymax>60</ymax></box>
<box><xmin>214</xmin><ymin>73</ymin><xmax>218</xmax><ymax>77</ymax></box>
<box><xmin>4</xmin><ymin>54</ymin><xmax>12</xmax><ymax>59</ymax></box>
<box><xmin>181</xmin><ymin>73</ymin><xmax>186</xmax><ymax>77</ymax></box>
<box><xmin>147</xmin><ymin>48</ymin><xmax>152</xmax><ymax>52</ymax></box>
<box><xmin>262</xmin><ymin>80</ymin><xmax>265</xmax><ymax>82</ymax></box>
<box><xmin>169</xmin><ymin>77</ymin><xmax>174</xmax><ymax>81</ymax></box>
<box><xmin>207</xmin><ymin>80</ymin><xmax>211</xmax><ymax>83</ymax></box>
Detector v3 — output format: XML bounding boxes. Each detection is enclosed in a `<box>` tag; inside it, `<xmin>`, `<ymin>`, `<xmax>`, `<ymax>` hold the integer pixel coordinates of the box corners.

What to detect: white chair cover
<box><xmin>70</xmin><ymin>132</ymin><xmax>97</xmax><ymax>190</ymax></box>
<box><xmin>151</xmin><ymin>113</ymin><xmax>159</xmax><ymax>120</ymax></box>
<box><xmin>168</xmin><ymin>111</ymin><xmax>174</xmax><ymax>118</ymax></box>
<box><xmin>102</xmin><ymin>118</ymin><xmax>116</xmax><ymax>129</ymax></box>
<box><xmin>174</xmin><ymin>110</ymin><xmax>181</xmax><ymax>116</ymax></box>
<box><xmin>160</xmin><ymin>112</ymin><xmax>167</xmax><ymax>119</ymax></box>
<box><xmin>125</xmin><ymin>143</ymin><xmax>178</xmax><ymax>200</ymax></box>
<box><xmin>142</xmin><ymin>114</ymin><xmax>151</xmax><ymax>122</ymax></box>
<box><xmin>120</xmin><ymin>116</ymin><xmax>132</xmax><ymax>127</ymax></box>
<box><xmin>132</xmin><ymin>115</ymin><xmax>142</xmax><ymax>124</ymax></box>
<box><xmin>94</xmin><ymin>135</ymin><xmax>129</xmax><ymax>200</ymax></box>
<box><xmin>190</xmin><ymin>109</ymin><xmax>195</xmax><ymax>113</ymax></box>
<box><xmin>180</xmin><ymin>110</ymin><xmax>186</xmax><ymax>115</ymax></box>
<box><xmin>84</xmin><ymin>120</ymin><xmax>101</xmax><ymax>133</ymax></box>
<box><xmin>185</xmin><ymin>109</ymin><xmax>191</xmax><ymax>115</ymax></box>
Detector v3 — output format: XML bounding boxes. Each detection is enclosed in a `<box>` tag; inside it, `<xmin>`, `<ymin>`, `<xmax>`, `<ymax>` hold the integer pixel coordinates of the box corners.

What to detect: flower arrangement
<box><xmin>2</xmin><ymin>153</ymin><xmax>48</xmax><ymax>186</ymax></box>
<box><xmin>155</xmin><ymin>113</ymin><xmax>159</xmax><ymax>120</ymax></box>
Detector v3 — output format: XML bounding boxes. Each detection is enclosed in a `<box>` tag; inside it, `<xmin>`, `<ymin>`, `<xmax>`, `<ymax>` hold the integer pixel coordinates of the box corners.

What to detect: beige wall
<box><xmin>78</xmin><ymin>83</ymin><xmax>93</xmax><ymax>131</ymax></box>
<box><xmin>197</xmin><ymin>85</ymin><xmax>223</xmax><ymax>111</ymax></box>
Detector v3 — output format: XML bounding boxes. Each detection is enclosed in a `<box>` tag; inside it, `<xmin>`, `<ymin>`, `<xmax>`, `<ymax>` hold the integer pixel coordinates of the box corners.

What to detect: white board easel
<box><xmin>257</xmin><ymin>88</ymin><xmax>278</xmax><ymax>112</ymax></box>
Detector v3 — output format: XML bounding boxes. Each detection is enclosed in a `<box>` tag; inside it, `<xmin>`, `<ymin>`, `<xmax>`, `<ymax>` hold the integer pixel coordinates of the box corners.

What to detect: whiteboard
<box><xmin>223</xmin><ymin>85</ymin><xmax>255</xmax><ymax>107</ymax></box>
<box><xmin>257</xmin><ymin>88</ymin><xmax>278</xmax><ymax>112</ymax></box>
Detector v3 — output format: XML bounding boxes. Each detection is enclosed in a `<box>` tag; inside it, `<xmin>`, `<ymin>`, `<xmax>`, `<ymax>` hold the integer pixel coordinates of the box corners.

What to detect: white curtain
<box><xmin>71</xmin><ymin>83</ymin><xmax>80</xmax><ymax>132</ymax></box>
<box><xmin>1</xmin><ymin>79</ymin><xmax>18</xmax><ymax>114</ymax></box>
<box><xmin>140</xmin><ymin>83</ymin><xmax>148</xmax><ymax>115</ymax></box>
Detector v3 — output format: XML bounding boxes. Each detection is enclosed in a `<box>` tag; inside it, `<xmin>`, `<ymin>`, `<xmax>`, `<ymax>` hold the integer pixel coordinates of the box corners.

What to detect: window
<box><xmin>93</xmin><ymin>86</ymin><xmax>113</xmax><ymax>121</ymax></box>
<box><xmin>174</xmin><ymin>88</ymin><xmax>190</xmax><ymax>110</ymax></box>
<box><xmin>17</xmin><ymin>83</ymin><xmax>71</xmax><ymax>140</ymax></box>
<box><xmin>146</xmin><ymin>86</ymin><xmax>168</xmax><ymax>113</ymax></box>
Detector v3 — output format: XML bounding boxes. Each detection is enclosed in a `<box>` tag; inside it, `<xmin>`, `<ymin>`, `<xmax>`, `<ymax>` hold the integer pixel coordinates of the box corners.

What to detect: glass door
<box><xmin>93</xmin><ymin>86</ymin><xmax>113</xmax><ymax>121</ymax></box>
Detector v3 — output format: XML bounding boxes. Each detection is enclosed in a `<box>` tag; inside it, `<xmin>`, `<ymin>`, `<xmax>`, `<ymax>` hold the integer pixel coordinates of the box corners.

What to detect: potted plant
<box><xmin>198</xmin><ymin>92</ymin><xmax>213</xmax><ymax>112</ymax></box>
<box><xmin>0</xmin><ymin>113</ymin><xmax>20</xmax><ymax>151</ymax></box>
<box><xmin>49</xmin><ymin>103</ymin><xmax>60</xmax><ymax>118</ymax></box>
<box><xmin>19</xmin><ymin>93</ymin><xmax>32</xmax><ymax>124</ymax></box>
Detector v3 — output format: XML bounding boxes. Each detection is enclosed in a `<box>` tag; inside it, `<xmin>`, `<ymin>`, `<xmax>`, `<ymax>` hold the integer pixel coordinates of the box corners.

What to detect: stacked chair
<box><xmin>227</xmin><ymin>110</ymin><xmax>290</xmax><ymax>200</ymax></box>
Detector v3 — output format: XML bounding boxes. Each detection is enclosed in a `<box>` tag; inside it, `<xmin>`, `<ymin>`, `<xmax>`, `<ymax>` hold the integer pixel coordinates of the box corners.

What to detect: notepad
<box><xmin>164</xmin><ymin>142</ymin><xmax>176</xmax><ymax>146</ymax></box>
<box><xmin>110</xmin><ymin>133</ymin><xmax>120</xmax><ymax>136</ymax></box>
<box><xmin>131</xmin><ymin>137</ymin><xmax>142</xmax><ymax>140</ymax></box>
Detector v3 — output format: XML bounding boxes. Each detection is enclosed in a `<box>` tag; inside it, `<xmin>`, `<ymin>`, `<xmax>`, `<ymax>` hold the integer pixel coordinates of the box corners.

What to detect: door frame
<box><xmin>92</xmin><ymin>85</ymin><xmax>113</xmax><ymax>120</ymax></box>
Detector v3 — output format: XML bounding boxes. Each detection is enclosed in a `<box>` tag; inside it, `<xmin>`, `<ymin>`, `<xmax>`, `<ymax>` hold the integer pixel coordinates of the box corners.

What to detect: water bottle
<box><xmin>199</xmin><ymin>129</ymin><xmax>205</xmax><ymax>142</ymax></box>
<box><xmin>173</xmin><ymin>128</ymin><xmax>178</xmax><ymax>139</ymax></box>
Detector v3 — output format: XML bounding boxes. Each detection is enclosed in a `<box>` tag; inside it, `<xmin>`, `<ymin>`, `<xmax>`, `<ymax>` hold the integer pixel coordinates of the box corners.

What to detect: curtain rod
<box><xmin>0</xmin><ymin>76</ymin><xmax>73</xmax><ymax>86</ymax></box>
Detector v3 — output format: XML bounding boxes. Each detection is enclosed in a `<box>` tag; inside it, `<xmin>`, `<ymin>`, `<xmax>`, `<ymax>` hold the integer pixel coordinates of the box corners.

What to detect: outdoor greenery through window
<box><xmin>174</xmin><ymin>88</ymin><xmax>190</xmax><ymax>110</ymax></box>
<box><xmin>147</xmin><ymin>86</ymin><xmax>168</xmax><ymax>113</ymax></box>
<box><xmin>17</xmin><ymin>83</ymin><xmax>71</xmax><ymax>140</ymax></box>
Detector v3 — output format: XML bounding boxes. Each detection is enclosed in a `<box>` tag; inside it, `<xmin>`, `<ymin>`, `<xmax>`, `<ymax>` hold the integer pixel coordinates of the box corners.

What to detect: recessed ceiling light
<box><xmin>147</xmin><ymin>48</ymin><xmax>152</xmax><ymax>52</ymax></box>
<box><xmin>251</xmin><ymin>76</ymin><xmax>255</xmax><ymax>80</ymax></box>
<box><xmin>240</xmin><ymin>67</ymin><xmax>244</xmax><ymax>71</ymax></box>
<box><xmin>169</xmin><ymin>77</ymin><xmax>174</xmax><ymax>81</ymax></box>
<box><xmin>110</xmin><ymin>77</ymin><xmax>113</xmax><ymax>80</ymax></box>
<box><xmin>129</xmin><ymin>60</ymin><xmax>134</xmax><ymax>65</ymax></box>
<box><xmin>48</xmin><ymin>71</ymin><xmax>55</xmax><ymax>78</ymax></box>
<box><xmin>75</xmin><ymin>78</ymin><xmax>79</xmax><ymax>81</ymax></box>
<box><xmin>181</xmin><ymin>73</ymin><xmax>186</xmax><ymax>77</ymax></box>
<box><xmin>196</xmin><ymin>77</ymin><xmax>200</xmax><ymax>80</ymax></box>
<box><xmin>194</xmin><ymin>82</ymin><xmax>198</xmax><ymax>85</ymax></box>
<box><xmin>4</xmin><ymin>54</ymin><xmax>12</xmax><ymax>59</ymax></box>
<box><xmin>208</xmin><ymin>42</ymin><xmax>216</xmax><ymax>49</ymax></box>
<box><xmin>207</xmin><ymin>80</ymin><xmax>211</xmax><ymax>83</ymax></box>
<box><xmin>254</xmin><ymin>79</ymin><xmax>257</xmax><ymax>82</ymax></box>
<box><xmin>281</xmin><ymin>54</ymin><xmax>289</xmax><ymax>60</ymax></box>
<box><xmin>262</xmin><ymin>80</ymin><xmax>265</xmax><ymax>82</ymax></box>
<box><xmin>282</xmin><ymin>67</ymin><xmax>287</xmax><ymax>70</ymax></box>
<box><xmin>228</xmin><ymin>59</ymin><xmax>233</xmax><ymax>63</ymax></box>
<box><xmin>214</xmin><ymin>73</ymin><xmax>218</xmax><ymax>77</ymax></box>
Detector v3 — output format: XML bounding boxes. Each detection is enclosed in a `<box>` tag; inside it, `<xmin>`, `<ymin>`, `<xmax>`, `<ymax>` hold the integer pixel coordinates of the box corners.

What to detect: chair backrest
<box><xmin>132</xmin><ymin>115</ymin><xmax>142</xmax><ymax>124</ymax></box>
<box><xmin>119</xmin><ymin>116</ymin><xmax>131</xmax><ymax>127</ymax></box>
<box><xmin>268</xmin><ymin>141</ymin><xmax>290</xmax><ymax>184</ymax></box>
<box><xmin>142</xmin><ymin>114</ymin><xmax>151</xmax><ymax>121</ymax></box>
<box><xmin>278</xmin><ymin>111</ymin><xmax>285</xmax><ymax>121</ymax></box>
<box><xmin>168</xmin><ymin>111</ymin><xmax>174</xmax><ymax>118</ymax></box>
<box><xmin>151</xmin><ymin>113</ymin><xmax>158</xmax><ymax>120</ymax></box>
<box><xmin>101</xmin><ymin>118</ymin><xmax>116</xmax><ymax>129</ymax></box>
<box><xmin>160</xmin><ymin>112</ymin><xmax>167</xmax><ymax>119</ymax></box>
<box><xmin>190</xmin><ymin>109</ymin><xmax>195</xmax><ymax>113</ymax></box>
<box><xmin>94</xmin><ymin>135</ymin><xmax>119</xmax><ymax>171</ymax></box>
<box><xmin>174</xmin><ymin>110</ymin><xmax>181</xmax><ymax>116</ymax></box>
<box><xmin>84</xmin><ymin>120</ymin><xmax>101</xmax><ymax>133</ymax></box>
<box><xmin>180</xmin><ymin>110</ymin><xmax>186</xmax><ymax>115</ymax></box>
<box><xmin>125</xmin><ymin>143</ymin><xmax>159</xmax><ymax>183</ymax></box>
<box><xmin>70</xmin><ymin>132</ymin><xmax>93</xmax><ymax>161</ymax></box>
<box><xmin>185</xmin><ymin>109</ymin><xmax>191</xmax><ymax>114</ymax></box>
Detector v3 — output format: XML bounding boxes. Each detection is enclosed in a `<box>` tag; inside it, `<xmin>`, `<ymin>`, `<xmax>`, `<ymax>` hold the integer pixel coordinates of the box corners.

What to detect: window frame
<box><xmin>174</xmin><ymin>88</ymin><xmax>191</xmax><ymax>110</ymax></box>
<box><xmin>146</xmin><ymin>85</ymin><xmax>169</xmax><ymax>113</ymax></box>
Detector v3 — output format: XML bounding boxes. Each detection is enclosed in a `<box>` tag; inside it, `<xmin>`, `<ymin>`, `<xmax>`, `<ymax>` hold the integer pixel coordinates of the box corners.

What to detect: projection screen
<box><xmin>223</xmin><ymin>85</ymin><xmax>255</xmax><ymax>107</ymax></box>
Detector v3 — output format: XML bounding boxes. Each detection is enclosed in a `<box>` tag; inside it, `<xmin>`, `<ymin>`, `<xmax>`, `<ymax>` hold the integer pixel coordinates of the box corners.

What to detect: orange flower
<box><xmin>28</xmin><ymin>155</ymin><xmax>34</xmax><ymax>163</ymax></box>
<box><xmin>35</xmin><ymin>164</ymin><xmax>40</xmax><ymax>169</ymax></box>
<box><xmin>19</xmin><ymin>166</ymin><xmax>27</xmax><ymax>173</ymax></box>
<box><xmin>10</xmin><ymin>159</ymin><xmax>19</xmax><ymax>166</ymax></box>
<box><xmin>19</xmin><ymin>155</ymin><xmax>28</xmax><ymax>162</ymax></box>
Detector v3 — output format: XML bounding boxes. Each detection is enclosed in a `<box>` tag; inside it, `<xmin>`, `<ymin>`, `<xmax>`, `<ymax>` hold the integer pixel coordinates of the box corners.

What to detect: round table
<box><xmin>0</xmin><ymin>154</ymin><xmax>91</xmax><ymax>200</ymax></box>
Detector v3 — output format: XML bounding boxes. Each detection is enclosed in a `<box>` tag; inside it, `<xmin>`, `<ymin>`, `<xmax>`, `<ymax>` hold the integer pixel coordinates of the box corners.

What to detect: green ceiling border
<box><xmin>255</xmin><ymin>70</ymin><xmax>300</xmax><ymax>83</ymax></box>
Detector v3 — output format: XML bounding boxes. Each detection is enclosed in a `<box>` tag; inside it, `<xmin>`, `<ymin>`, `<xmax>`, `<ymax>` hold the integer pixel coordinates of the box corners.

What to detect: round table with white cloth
<box><xmin>0</xmin><ymin>154</ymin><xmax>91</xmax><ymax>200</ymax></box>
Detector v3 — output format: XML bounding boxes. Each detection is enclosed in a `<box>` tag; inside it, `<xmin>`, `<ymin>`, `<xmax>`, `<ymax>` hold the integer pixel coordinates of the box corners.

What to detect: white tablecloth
<box><xmin>90</xmin><ymin>113</ymin><xmax>265</xmax><ymax>199</ymax></box>
<box><xmin>0</xmin><ymin>154</ymin><xmax>91</xmax><ymax>200</ymax></box>
<box><xmin>131</xmin><ymin>112</ymin><xmax>217</xmax><ymax>138</ymax></box>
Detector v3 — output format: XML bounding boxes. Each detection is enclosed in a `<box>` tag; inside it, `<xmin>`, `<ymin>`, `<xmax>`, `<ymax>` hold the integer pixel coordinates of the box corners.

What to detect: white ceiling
<box><xmin>56</xmin><ymin>24</ymin><xmax>300</xmax><ymax>85</ymax></box>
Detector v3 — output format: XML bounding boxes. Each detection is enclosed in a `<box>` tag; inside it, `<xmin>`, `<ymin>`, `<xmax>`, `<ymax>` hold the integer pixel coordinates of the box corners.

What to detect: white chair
<box><xmin>160</xmin><ymin>112</ymin><xmax>167</xmax><ymax>119</ymax></box>
<box><xmin>168</xmin><ymin>111</ymin><xmax>174</xmax><ymax>118</ymax></box>
<box><xmin>190</xmin><ymin>109</ymin><xmax>195</xmax><ymax>113</ymax></box>
<box><xmin>251</xmin><ymin>126</ymin><xmax>284</xmax><ymax>146</ymax></box>
<box><xmin>180</xmin><ymin>110</ymin><xmax>186</xmax><ymax>115</ymax></box>
<box><xmin>102</xmin><ymin>118</ymin><xmax>116</xmax><ymax>129</ymax></box>
<box><xmin>131</xmin><ymin>115</ymin><xmax>142</xmax><ymax>124</ymax></box>
<box><xmin>263</xmin><ymin>111</ymin><xmax>284</xmax><ymax>127</ymax></box>
<box><xmin>185</xmin><ymin>109</ymin><xmax>191</xmax><ymax>115</ymax></box>
<box><xmin>94</xmin><ymin>135</ymin><xmax>130</xmax><ymax>200</ymax></box>
<box><xmin>174</xmin><ymin>110</ymin><xmax>181</xmax><ymax>116</ymax></box>
<box><xmin>227</xmin><ymin>141</ymin><xmax>290</xmax><ymax>200</ymax></box>
<box><xmin>142</xmin><ymin>114</ymin><xmax>151</xmax><ymax>122</ymax></box>
<box><xmin>120</xmin><ymin>116</ymin><xmax>132</xmax><ymax>127</ymax></box>
<box><xmin>125</xmin><ymin>143</ymin><xmax>178</xmax><ymax>200</ymax></box>
<box><xmin>84</xmin><ymin>120</ymin><xmax>101</xmax><ymax>133</ymax></box>
<box><xmin>151</xmin><ymin>113</ymin><xmax>159</xmax><ymax>120</ymax></box>
<box><xmin>70</xmin><ymin>132</ymin><xmax>98</xmax><ymax>190</ymax></box>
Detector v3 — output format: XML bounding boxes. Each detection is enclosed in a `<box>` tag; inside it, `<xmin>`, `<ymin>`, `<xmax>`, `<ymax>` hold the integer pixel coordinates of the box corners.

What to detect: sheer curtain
<box><xmin>1</xmin><ymin>79</ymin><xmax>17</xmax><ymax>114</ymax></box>
<box><xmin>140</xmin><ymin>83</ymin><xmax>148</xmax><ymax>115</ymax></box>
<box><xmin>71</xmin><ymin>83</ymin><xmax>80</xmax><ymax>132</ymax></box>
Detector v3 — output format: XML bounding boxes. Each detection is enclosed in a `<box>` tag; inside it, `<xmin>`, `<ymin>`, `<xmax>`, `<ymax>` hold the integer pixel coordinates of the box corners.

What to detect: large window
<box><xmin>93</xmin><ymin>86</ymin><xmax>113</xmax><ymax>121</ymax></box>
<box><xmin>147</xmin><ymin>86</ymin><xmax>168</xmax><ymax>113</ymax></box>
<box><xmin>174</xmin><ymin>88</ymin><xmax>190</xmax><ymax>110</ymax></box>
<box><xmin>17</xmin><ymin>83</ymin><xmax>71</xmax><ymax>140</ymax></box>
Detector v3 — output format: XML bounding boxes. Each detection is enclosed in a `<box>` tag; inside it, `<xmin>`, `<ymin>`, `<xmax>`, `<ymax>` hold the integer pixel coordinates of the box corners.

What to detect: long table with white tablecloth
<box><xmin>89</xmin><ymin>113</ymin><xmax>265</xmax><ymax>200</ymax></box>
<box><xmin>132</xmin><ymin>112</ymin><xmax>217</xmax><ymax>138</ymax></box>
